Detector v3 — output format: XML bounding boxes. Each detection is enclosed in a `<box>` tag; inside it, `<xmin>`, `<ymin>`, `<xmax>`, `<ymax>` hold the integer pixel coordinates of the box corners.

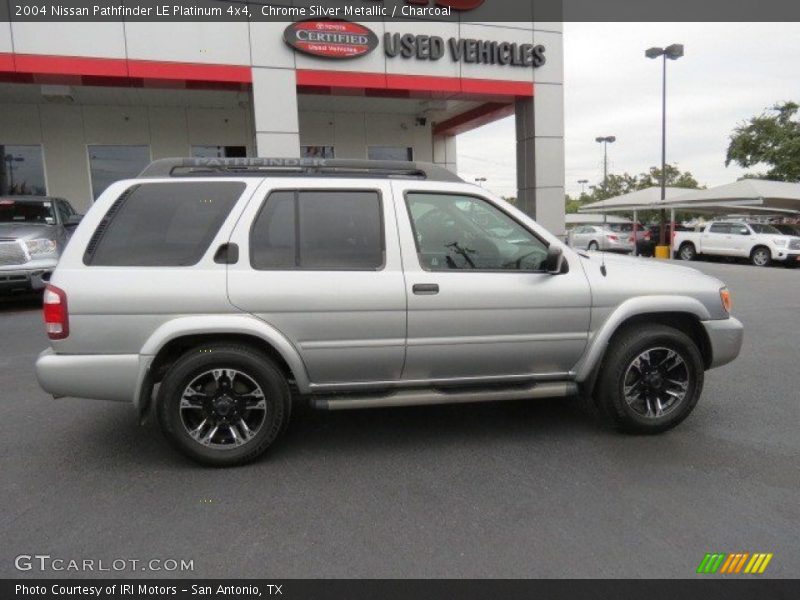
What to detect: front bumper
<box><xmin>702</xmin><ymin>317</ymin><xmax>744</xmax><ymax>369</ymax></box>
<box><xmin>35</xmin><ymin>348</ymin><xmax>147</xmax><ymax>403</ymax></box>
<box><xmin>0</xmin><ymin>259</ymin><xmax>58</xmax><ymax>292</ymax></box>
<box><xmin>0</xmin><ymin>267</ymin><xmax>54</xmax><ymax>292</ymax></box>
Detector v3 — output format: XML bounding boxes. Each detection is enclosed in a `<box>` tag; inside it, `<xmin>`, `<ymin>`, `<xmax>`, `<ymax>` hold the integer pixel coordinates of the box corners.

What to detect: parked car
<box><xmin>674</xmin><ymin>221</ymin><xmax>800</xmax><ymax>267</ymax></box>
<box><xmin>567</xmin><ymin>224</ymin><xmax>634</xmax><ymax>253</ymax></box>
<box><xmin>35</xmin><ymin>158</ymin><xmax>743</xmax><ymax>466</ymax></box>
<box><xmin>0</xmin><ymin>196</ymin><xmax>81</xmax><ymax>293</ymax></box>
<box><xmin>637</xmin><ymin>223</ymin><xmax>690</xmax><ymax>257</ymax></box>
<box><xmin>773</xmin><ymin>223</ymin><xmax>800</xmax><ymax>237</ymax></box>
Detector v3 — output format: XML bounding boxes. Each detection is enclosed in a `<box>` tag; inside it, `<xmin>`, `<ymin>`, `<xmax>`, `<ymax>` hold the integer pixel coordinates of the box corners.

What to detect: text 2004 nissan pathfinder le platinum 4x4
<box><xmin>34</xmin><ymin>158</ymin><xmax>744</xmax><ymax>466</ymax></box>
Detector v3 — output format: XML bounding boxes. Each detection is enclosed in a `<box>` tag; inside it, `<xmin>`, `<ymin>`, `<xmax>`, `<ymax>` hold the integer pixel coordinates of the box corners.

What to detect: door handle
<box><xmin>413</xmin><ymin>283</ymin><xmax>439</xmax><ymax>295</ymax></box>
<box><xmin>213</xmin><ymin>243</ymin><xmax>239</xmax><ymax>264</ymax></box>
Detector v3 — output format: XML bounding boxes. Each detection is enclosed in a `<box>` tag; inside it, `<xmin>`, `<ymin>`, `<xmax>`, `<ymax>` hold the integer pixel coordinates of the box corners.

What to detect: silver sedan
<box><xmin>568</xmin><ymin>225</ymin><xmax>634</xmax><ymax>253</ymax></box>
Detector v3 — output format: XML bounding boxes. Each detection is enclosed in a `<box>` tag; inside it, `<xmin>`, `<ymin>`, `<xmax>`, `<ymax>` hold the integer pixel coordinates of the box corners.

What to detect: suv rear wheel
<box><xmin>156</xmin><ymin>344</ymin><xmax>289</xmax><ymax>466</ymax></box>
<box><xmin>595</xmin><ymin>324</ymin><xmax>704</xmax><ymax>433</ymax></box>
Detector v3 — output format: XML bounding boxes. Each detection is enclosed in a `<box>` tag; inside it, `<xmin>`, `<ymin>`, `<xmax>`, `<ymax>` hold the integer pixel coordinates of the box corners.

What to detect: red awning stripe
<box><xmin>0</xmin><ymin>52</ymin><xmax>534</xmax><ymax>97</ymax></box>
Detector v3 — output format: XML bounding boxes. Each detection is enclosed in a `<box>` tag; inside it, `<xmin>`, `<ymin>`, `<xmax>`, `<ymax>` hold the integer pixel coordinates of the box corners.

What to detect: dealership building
<box><xmin>0</xmin><ymin>15</ymin><xmax>565</xmax><ymax>233</ymax></box>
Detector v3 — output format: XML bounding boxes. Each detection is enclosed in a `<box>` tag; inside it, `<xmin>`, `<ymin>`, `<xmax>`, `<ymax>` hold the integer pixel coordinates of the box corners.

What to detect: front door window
<box><xmin>405</xmin><ymin>193</ymin><xmax>549</xmax><ymax>271</ymax></box>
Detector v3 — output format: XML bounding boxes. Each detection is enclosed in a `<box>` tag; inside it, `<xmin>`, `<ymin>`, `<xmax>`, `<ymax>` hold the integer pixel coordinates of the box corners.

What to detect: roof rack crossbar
<box><xmin>138</xmin><ymin>158</ymin><xmax>463</xmax><ymax>183</ymax></box>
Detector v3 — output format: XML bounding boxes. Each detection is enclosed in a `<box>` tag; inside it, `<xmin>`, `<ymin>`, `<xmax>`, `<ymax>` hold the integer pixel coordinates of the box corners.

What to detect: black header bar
<box><xmin>3</xmin><ymin>0</ymin><xmax>800</xmax><ymax>22</ymax></box>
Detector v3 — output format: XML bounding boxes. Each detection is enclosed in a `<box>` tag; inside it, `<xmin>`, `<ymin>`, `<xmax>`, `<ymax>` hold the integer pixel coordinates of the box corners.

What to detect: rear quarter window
<box><xmin>84</xmin><ymin>181</ymin><xmax>244</xmax><ymax>266</ymax></box>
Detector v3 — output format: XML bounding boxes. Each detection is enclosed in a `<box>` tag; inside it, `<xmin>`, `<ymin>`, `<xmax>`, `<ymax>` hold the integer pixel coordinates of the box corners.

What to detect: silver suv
<box><xmin>35</xmin><ymin>158</ymin><xmax>744</xmax><ymax>466</ymax></box>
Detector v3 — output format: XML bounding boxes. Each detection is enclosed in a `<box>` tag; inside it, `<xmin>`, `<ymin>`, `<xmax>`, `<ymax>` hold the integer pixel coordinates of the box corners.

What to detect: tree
<box><xmin>636</xmin><ymin>164</ymin><xmax>700</xmax><ymax>190</ymax></box>
<box><xmin>591</xmin><ymin>172</ymin><xmax>639</xmax><ymax>201</ymax></box>
<box><xmin>726</xmin><ymin>101</ymin><xmax>800</xmax><ymax>182</ymax></box>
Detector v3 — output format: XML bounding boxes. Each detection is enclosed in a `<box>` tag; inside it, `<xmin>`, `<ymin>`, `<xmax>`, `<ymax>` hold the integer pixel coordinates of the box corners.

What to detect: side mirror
<box><xmin>738</xmin><ymin>227</ymin><xmax>749</xmax><ymax>235</ymax></box>
<box><xmin>65</xmin><ymin>214</ymin><xmax>83</xmax><ymax>227</ymax></box>
<box><xmin>543</xmin><ymin>245</ymin><xmax>565</xmax><ymax>274</ymax></box>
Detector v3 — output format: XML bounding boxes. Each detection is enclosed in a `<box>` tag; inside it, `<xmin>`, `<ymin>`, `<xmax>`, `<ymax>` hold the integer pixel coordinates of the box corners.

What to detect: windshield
<box><xmin>0</xmin><ymin>199</ymin><xmax>56</xmax><ymax>224</ymax></box>
<box><xmin>750</xmin><ymin>223</ymin><xmax>782</xmax><ymax>235</ymax></box>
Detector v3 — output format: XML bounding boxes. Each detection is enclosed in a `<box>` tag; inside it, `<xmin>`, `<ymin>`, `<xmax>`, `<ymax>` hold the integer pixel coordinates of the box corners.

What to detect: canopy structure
<box><xmin>664</xmin><ymin>179</ymin><xmax>800</xmax><ymax>213</ymax></box>
<box><xmin>565</xmin><ymin>213</ymin><xmax>630</xmax><ymax>226</ymax></box>
<box><xmin>578</xmin><ymin>186</ymin><xmax>693</xmax><ymax>213</ymax></box>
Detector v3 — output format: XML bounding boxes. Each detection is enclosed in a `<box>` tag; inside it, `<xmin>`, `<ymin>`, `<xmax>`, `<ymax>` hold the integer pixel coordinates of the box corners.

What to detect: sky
<box><xmin>457</xmin><ymin>22</ymin><xmax>800</xmax><ymax>199</ymax></box>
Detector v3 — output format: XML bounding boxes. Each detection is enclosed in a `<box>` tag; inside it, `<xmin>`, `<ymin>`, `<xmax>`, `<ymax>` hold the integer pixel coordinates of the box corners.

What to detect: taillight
<box><xmin>43</xmin><ymin>284</ymin><xmax>69</xmax><ymax>340</ymax></box>
<box><xmin>628</xmin><ymin>236</ymin><xmax>634</xmax><ymax>242</ymax></box>
<box><xmin>644</xmin><ymin>231</ymin><xmax>651</xmax><ymax>240</ymax></box>
<box><xmin>608</xmin><ymin>235</ymin><xmax>618</xmax><ymax>241</ymax></box>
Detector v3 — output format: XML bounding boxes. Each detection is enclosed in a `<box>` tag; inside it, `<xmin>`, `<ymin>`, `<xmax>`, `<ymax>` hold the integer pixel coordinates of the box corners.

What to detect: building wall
<box><xmin>0</xmin><ymin>97</ymin><xmax>445</xmax><ymax>212</ymax></box>
<box><xmin>0</xmin><ymin>20</ymin><xmax>564</xmax><ymax>232</ymax></box>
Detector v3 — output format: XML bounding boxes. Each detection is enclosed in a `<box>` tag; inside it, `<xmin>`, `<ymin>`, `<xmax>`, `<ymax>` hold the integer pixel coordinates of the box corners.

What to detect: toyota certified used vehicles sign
<box><xmin>284</xmin><ymin>21</ymin><xmax>379</xmax><ymax>59</ymax></box>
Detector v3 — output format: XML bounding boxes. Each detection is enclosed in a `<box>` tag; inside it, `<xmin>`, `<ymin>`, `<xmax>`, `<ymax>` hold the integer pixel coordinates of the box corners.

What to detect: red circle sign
<box><xmin>284</xmin><ymin>21</ymin><xmax>379</xmax><ymax>60</ymax></box>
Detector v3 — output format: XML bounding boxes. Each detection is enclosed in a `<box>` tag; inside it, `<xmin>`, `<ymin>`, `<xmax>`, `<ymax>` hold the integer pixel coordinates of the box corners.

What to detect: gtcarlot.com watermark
<box><xmin>15</xmin><ymin>554</ymin><xmax>194</xmax><ymax>573</ymax></box>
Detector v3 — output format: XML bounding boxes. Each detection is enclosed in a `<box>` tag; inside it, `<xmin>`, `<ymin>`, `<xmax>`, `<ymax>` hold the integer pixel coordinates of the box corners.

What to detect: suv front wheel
<box><xmin>595</xmin><ymin>324</ymin><xmax>704</xmax><ymax>433</ymax></box>
<box><xmin>157</xmin><ymin>344</ymin><xmax>289</xmax><ymax>466</ymax></box>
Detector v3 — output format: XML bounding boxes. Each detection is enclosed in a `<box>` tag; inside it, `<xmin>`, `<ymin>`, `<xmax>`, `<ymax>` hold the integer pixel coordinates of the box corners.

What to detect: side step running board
<box><xmin>312</xmin><ymin>381</ymin><xmax>577</xmax><ymax>411</ymax></box>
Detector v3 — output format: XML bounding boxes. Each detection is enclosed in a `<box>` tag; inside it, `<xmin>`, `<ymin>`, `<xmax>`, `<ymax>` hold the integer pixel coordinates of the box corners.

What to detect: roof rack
<box><xmin>138</xmin><ymin>157</ymin><xmax>463</xmax><ymax>183</ymax></box>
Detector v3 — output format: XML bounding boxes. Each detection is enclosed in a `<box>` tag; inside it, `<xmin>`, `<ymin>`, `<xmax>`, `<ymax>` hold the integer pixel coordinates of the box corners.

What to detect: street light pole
<box><xmin>474</xmin><ymin>177</ymin><xmax>487</xmax><ymax>188</ymax></box>
<box><xmin>646</xmin><ymin>43</ymin><xmax>684</xmax><ymax>246</ymax></box>
<box><xmin>578</xmin><ymin>179</ymin><xmax>589</xmax><ymax>195</ymax></box>
<box><xmin>594</xmin><ymin>136</ymin><xmax>616</xmax><ymax>194</ymax></box>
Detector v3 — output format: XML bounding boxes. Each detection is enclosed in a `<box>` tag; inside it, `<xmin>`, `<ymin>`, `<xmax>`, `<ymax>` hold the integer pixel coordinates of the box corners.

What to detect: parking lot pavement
<box><xmin>1</xmin><ymin>261</ymin><xmax>798</xmax><ymax>579</ymax></box>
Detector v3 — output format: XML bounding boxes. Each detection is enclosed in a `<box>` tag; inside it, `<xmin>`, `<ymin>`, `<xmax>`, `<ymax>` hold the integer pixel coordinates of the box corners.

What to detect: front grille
<box><xmin>0</xmin><ymin>241</ymin><xmax>27</xmax><ymax>266</ymax></box>
<box><xmin>789</xmin><ymin>239</ymin><xmax>800</xmax><ymax>251</ymax></box>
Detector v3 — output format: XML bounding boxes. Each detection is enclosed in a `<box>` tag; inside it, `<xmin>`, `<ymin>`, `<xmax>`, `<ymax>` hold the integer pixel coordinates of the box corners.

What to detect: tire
<box><xmin>588</xmin><ymin>241</ymin><xmax>599</xmax><ymax>251</ymax></box>
<box><xmin>750</xmin><ymin>246</ymin><xmax>771</xmax><ymax>267</ymax></box>
<box><xmin>156</xmin><ymin>344</ymin><xmax>290</xmax><ymax>466</ymax></box>
<box><xmin>594</xmin><ymin>324</ymin><xmax>704</xmax><ymax>434</ymax></box>
<box><xmin>678</xmin><ymin>242</ymin><xmax>696</xmax><ymax>261</ymax></box>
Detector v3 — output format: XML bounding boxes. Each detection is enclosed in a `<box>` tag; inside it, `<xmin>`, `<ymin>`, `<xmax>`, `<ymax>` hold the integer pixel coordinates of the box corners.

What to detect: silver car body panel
<box><xmin>35</xmin><ymin>174</ymin><xmax>744</xmax><ymax>406</ymax></box>
<box><xmin>391</xmin><ymin>180</ymin><xmax>591</xmax><ymax>380</ymax></box>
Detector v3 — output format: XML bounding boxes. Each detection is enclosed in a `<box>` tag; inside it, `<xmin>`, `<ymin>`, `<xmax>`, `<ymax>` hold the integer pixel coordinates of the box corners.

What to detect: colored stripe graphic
<box><xmin>699</xmin><ymin>553</ymin><xmax>773</xmax><ymax>574</ymax></box>
<box><xmin>697</xmin><ymin>553</ymin><xmax>726</xmax><ymax>574</ymax></box>
<box><xmin>744</xmin><ymin>553</ymin><xmax>773</xmax><ymax>574</ymax></box>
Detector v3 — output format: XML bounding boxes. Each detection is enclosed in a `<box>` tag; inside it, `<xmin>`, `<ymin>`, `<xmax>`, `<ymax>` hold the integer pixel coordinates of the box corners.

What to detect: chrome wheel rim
<box><xmin>753</xmin><ymin>250</ymin><xmax>769</xmax><ymax>266</ymax></box>
<box><xmin>680</xmin><ymin>246</ymin><xmax>693</xmax><ymax>260</ymax></box>
<box><xmin>179</xmin><ymin>369</ymin><xmax>267</xmax><ymax>450</ymax></box>
<box><xmin>622</xmin><ymin>347</ymin><xmax>689</xmax><ymax>419</ymax></box>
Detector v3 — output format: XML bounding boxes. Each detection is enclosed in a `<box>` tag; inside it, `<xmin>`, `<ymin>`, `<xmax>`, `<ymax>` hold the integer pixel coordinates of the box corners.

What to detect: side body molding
<box><xmin>138</xmin><ymin>314</ymin><xmax>311</xmax><ymax>396</ymax></box>
<box><xmin>573</xmin><ymin>295</ymin><xmax>712</xmax><ymax>382</ymax></box>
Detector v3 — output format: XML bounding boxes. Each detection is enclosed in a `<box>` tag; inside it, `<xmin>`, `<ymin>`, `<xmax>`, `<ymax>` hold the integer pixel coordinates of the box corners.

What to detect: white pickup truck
<box><xmin>674</xmin><ymin>221</ymin><xmax>800</xmax><ymax>267</ymax></box>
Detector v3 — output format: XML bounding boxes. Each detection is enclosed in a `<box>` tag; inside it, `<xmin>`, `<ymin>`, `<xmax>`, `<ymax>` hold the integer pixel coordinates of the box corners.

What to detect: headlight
<box><xmin>773</xmin><ymin>238</ymin><xmax>787</xmax><ymax>247</ymax></box>
<box><xmin>720</xmin><ymin>287</ymin><xmax>732</xmax><ymax>313</ymax></box>
<box><xmin>25</xmin><ymin>239</ymin><xmax>58</xmax><ymax>258</ymax></box>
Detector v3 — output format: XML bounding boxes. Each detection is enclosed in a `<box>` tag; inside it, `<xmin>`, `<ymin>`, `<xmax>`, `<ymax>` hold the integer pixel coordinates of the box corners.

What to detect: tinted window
<box><xmin>0</xmin><ymin>198</ymin><xmax>55</xmax><ymax>224</ymax></box>
<box><xmin>405</xmin><ymin>193</ymin><xmax>548</xmax><ymax>271</ymax></box>
<box><xmin>192</xmin><ymin>145</ymin><xmax>247</xmax><ymax>158</ymax></box>
<box><xmin>1</xmin><ymin>144</ymin><xmax>47</xmax><ymax>196</ymax></box>
<box><xmin>250</xmin><ymin>191</ymin><xmax>296</xmax><ymax>269</ymax></box>
<box><xmin>368</xmin><ymin>146</ymin><xmax>413</xmax><ymax>161</ymax></box>
<box><xmin>709</xmin><ymin>223</ymin><xmax>731</xmax><ymax>234</ymax></box>
<box><xmin>88</xmin><ymin>145</ymin><xmax>151</xmax><ymax>201</ymax></box>
<box><xmin>251</xmin><ymin>190</ymin><xmax>383</xmax><ymax>270</ymax></box>
<box><xmin>54</xmin><ymin>200</ymin><xmax>71</xmax><ymax>224</ymax></box>
<box><xmin>750</xmin><ymin>223</ymin><xmax>781</xmax><ymax>235</ymax></box>
<box><xmin>301</xmin><ymin>146</ymin><xmax>335</xmax><ymax>159</ymax></box>
<box><xmin>86</xmin><ymin>182</ymin><xmax>244</xmax><ymax>266</ymax></box>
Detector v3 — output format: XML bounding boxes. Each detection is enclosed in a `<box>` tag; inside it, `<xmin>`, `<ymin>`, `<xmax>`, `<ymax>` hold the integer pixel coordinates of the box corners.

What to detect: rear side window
<box><xmin>709</xmin><ymin>223</ymin><xmax>731</xmax><ymax>234</ymax></box>
<box><xmin>85</xmin><ymin>182</ymin><xmax>244</xmax><ymax>266</ymax></box>
<box><xmin>250</xmin><ymin>190</ymin><xmax>383</xmax><ymax>270</ymax></box>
